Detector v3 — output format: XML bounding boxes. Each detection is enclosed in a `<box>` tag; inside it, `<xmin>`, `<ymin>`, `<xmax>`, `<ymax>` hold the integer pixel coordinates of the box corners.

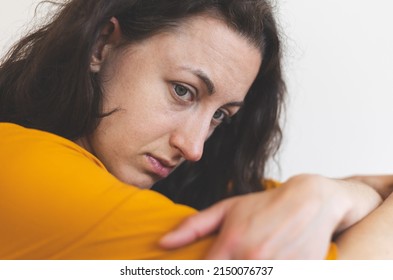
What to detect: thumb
<box><xmin>159</xmin><ymin>199</ymin><xmax>233</xmax><ymax>249</ymax></box>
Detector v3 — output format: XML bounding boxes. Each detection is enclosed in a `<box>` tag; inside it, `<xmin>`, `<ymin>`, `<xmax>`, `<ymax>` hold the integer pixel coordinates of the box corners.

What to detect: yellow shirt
<box><xmin>0</xmin><ymin>123</ymin><xmax>336</xmax><ymax>259</ymax></box>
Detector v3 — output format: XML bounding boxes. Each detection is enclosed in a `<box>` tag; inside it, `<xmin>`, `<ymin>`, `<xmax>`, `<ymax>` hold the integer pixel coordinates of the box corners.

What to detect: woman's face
<box><xmin>77</xmin><ymin>15</ymin><xmax>261</xmax><ymax>188</ymax></box>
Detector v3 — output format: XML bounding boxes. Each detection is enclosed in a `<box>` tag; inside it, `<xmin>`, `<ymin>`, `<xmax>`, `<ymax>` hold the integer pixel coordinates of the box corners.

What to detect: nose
<box><xmin>169</xmin><ymin>114</ymin><xmax>211</xmax><ymax>162</ymax></box>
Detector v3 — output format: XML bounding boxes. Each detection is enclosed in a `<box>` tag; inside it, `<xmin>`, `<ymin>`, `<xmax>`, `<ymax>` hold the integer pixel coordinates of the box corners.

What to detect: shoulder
<box><xmin>0</xmin><ymin>122</ymin><xmax>104</xmax><ymax>168</ymax></box>
<box><xmin>0</xmin><ymin>123</ymin><xmax>213</xmax><ymax>259</ymax></box>
<box><xmin>0</xmin><ymin>122</ymin><xmax>120</xmax><ymax>202</ymax></box>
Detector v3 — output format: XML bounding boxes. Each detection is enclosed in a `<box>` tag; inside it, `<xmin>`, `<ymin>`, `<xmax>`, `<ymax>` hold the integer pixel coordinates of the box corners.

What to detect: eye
<box><xmin>212</xmin><ymin>109</ymin><xmax>230</xmax><ymax>125</ymax></box>
<box><xmin>173</xmin><ymin>83</ymin><xmax>195</xmax><ymax>102</ymax></box>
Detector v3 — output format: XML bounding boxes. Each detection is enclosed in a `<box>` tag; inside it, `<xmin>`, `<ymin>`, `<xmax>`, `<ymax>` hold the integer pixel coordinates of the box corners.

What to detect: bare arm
<box><xmin>161</xmin><ymin>174</ymin><xmax>382</xmax><ymax>259</ymax></box>
<box><xmin>345</xmin><ymin>175</ymin><xmax>393</xmax><ymax>200</ymax></box>
<box><xmin>336</xmin><ymin>192</ymin><xmax>393</xmax><ymax>259</ymax></box>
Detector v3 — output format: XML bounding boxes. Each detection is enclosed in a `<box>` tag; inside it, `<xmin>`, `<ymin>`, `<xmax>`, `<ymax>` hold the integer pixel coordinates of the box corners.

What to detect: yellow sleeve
<box><xmin>264</xmin><ymin>179</ymin><xmax>338</xmax><ymax>260</ymax></box>
<box><xmin>0</xmin><ymin>123</ymin><xmax>338</xmax><ymax>260</ymax></box>
<box><xmin>0</xmin><ymin>123</ymin><xmax>213</xmax><ymax>259</ymax></box>
<box><xmin>325</xmin><ymin>243</ymin><xmax>338</xmax><ymax>260</ymax></box>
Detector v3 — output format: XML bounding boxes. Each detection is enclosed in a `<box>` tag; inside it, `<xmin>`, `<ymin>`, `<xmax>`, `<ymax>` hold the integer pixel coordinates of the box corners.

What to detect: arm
<box><xmin>160</xmin><ymin>174</ymin><xmax>382</xmax><ymax>259</ymax></box>
<box><xmin>0</xmin><ymin>124</ymin><xmax>216</xmax><ymax>260</ymax></box>
<box><xmin>344</xmin><ymin>175</ymin><xmax>393</xmax><ymax>200</ymax></box>
<box><xmin>336</xmin><ymin>191</ymin><xmax>393</xmax><ymax>259</ymax></box>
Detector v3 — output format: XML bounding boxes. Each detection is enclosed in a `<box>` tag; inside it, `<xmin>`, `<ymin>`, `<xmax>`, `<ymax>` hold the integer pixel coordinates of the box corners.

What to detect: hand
<box><xmin>161</xmin><ymin>174</ymin><xmax>380</xmax><ymax>259</ymax></box>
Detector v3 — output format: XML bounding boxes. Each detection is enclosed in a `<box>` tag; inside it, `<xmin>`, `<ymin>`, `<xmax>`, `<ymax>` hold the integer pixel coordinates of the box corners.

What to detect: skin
<box><xmin>75</xmin><ymin>14</ymin><xmax>385</xmax><ymax>259</ymax></box>
<box><xmin>335</xmin><ymin>175</ymin><xmax>393</xmax><ymax>259</ymax></box>
<box><xmin>345</xmin><ymin>175</ymin><xmax>393</xmax><ymax>200</ymax></box>
<box><xmin>76</xmin><ymin>15</ymin><xmax>261</xmax><ymax>189</ymax></box>
<box><xmin>160</xmin><ymin>174</ymin><xmax>382</xmax><ymax>259</ymax></box>
<box><xmin>336</xmin><ymin>191</ymin><xmax>393</xmax><ymax>259</ymax></box>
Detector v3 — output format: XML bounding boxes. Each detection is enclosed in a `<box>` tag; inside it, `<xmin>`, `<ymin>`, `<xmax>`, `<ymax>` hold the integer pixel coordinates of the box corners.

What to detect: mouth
<box><xmin>146</xmin><ymin>154</ymin><xmax>176</xmax><ymax>179</ymax></box>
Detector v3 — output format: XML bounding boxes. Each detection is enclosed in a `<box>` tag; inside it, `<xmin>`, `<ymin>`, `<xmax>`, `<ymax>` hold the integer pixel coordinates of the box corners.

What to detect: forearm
<box><xmin>335</xmin><ymin>192</ymin><xmax>393</xmax><ymax>259</ymax></box>
<box><xmin>344</xmin><ymin>175</ymin><xmax>393</xmax><ymax>200</ymax></box>
<box><xmin>287</xmin><ymin>174</ymin><xmax>382</xmax><ymax>233</ymax></box>
<box><xmin>333</xmin><ymin>177</ymin><xmax>382</xmax><ymax>233</ymax></box>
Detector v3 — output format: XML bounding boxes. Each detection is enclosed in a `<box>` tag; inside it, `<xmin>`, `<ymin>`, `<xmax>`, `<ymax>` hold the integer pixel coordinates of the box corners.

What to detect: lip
<box><xmin>146</xmin><ymin>154</ymin><xmax>175</xmax><ymax>179</ymax></box>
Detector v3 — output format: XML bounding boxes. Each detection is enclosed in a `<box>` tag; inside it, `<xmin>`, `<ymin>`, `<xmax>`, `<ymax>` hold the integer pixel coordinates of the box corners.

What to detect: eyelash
<box><xmin>171</xmin><ymin>82</ymin><xmax>231</xmax><ymax>126</ymax></box>
<box><xmin>172</xmin><ymin>83</ymin><xmax>195</xmax><ymax>102</ymax></box>
<box><xmin>212</xmin><ymin>109</ymin><xmax>231</xmax><ymax>126</ymax></box>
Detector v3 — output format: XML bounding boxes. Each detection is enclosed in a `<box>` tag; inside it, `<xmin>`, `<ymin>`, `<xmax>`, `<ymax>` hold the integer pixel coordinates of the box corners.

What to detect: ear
<box><xmin>90</xmin><ymin>17</ymin><xmax>122</xmax><ymax>73</ymax></box>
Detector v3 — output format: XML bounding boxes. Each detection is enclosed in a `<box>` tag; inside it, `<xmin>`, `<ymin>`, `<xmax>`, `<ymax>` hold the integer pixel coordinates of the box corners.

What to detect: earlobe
<box><xmin>90</xmin><ymin>55</ymin><xmax>102</xmax><ymax>73</ymax></box>
<box><xmin>90</xmin><ymin>17</ymin><xmax>122</xmax><ymax>73</ymax></box>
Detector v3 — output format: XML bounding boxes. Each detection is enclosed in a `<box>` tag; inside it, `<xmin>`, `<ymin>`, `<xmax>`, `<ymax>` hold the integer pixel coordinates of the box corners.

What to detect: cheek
<box><xmin>101</xmin><ymin>106</ymin><xmax>177</xmax><ymax>150</ymax></box>
<box><xmin>98</xmin><ymin>75</ymin><xmax>181</xmax><ymax>147</ymax></box>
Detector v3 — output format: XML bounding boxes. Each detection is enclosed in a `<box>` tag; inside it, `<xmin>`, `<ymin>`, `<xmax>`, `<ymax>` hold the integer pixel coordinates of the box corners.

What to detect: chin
<box><xmin>108</xmin><ymin>166</ymin><xmax>155</xmax><ymax>189</ymax></box>
<box><xmin>119</xmin><ymin>174</ymin><xmax>158</xmax><ymax>190</ymax></box>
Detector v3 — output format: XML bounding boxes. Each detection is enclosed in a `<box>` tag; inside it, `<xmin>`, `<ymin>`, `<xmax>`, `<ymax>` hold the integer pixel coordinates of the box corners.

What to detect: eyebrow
<box><xmin>224</xmin><ymin>101</ymin><xmax>244</xmax><ymax>108</ymax></box>
<box><xmin>181</xmin><ymin>66</ymin><xmax>216</xmax><ymax>95</ymax></box>
<box><xmin>181</xmin><ymin>66</ymin><xmax>244</xmax><ymax>109</ymax></box>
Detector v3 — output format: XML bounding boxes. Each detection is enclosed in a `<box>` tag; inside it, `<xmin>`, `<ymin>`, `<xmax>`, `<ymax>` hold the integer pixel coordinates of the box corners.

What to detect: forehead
<box><xmin>123</xmin><ymin>14</ymin><xmax>262</xmax><ymax>100</ymax></box>
<box><xmin>168</xmin><ymin>15</ymin><xmax>261</xmax><ymax>91</ymax></box>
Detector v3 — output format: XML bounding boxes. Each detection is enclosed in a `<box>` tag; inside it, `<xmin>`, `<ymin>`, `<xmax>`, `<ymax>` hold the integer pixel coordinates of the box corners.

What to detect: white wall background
<box><xmin>273</xmin><ymin>0</ymin><xmax>393</xmax><ymax>180</ymax></box>
<box><xmin>1</xmin><ymin>1</ymin><xmax>393</xmax><ymax>180</ymax></box>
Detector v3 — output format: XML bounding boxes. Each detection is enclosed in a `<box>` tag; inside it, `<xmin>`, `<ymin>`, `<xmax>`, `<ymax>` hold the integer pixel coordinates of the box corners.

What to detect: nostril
<box><xmin>169</xmin><ymin>134</ymin><xmax>204</xmax><ymax>162</ymax></box>
<box><xmin>169</xmin><ymin>116</ymin><xmax>210</xmax><ymax>161</ymax></box>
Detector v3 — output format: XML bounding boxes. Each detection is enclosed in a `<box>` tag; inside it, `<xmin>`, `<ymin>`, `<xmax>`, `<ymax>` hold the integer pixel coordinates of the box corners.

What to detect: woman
<box><xmin>0</xmin><ymin>0</ymin><xmax>385</xmax><ymax>259</ymax></box>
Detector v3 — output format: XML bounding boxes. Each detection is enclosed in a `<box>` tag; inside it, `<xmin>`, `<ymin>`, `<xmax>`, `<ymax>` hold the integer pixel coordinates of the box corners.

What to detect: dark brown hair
<box><xmin>0</xmin><ymin>0</ymin><xmax>285</xmax><ymax>209</ymax></box>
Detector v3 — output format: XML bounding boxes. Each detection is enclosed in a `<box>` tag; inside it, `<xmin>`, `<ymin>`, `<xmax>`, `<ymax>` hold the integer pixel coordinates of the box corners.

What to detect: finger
<box><xmin>159</xmin><ymin>199</ymin><xmax>232</xmax><ymax>249</ymax></box>
<box><xmin>205</xmin><ymin>231</ymin><xmax>241</xmax><ymax>259</ymax></box>
<box><xmin>205</xmin><ymin>224</ymin><xmax>266</xmax><ymax>260</ymax></box>
<box><xmin>205</xmin><ymin>211</ymin><xmax>253</xmax><ymax>259</ymax></box>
